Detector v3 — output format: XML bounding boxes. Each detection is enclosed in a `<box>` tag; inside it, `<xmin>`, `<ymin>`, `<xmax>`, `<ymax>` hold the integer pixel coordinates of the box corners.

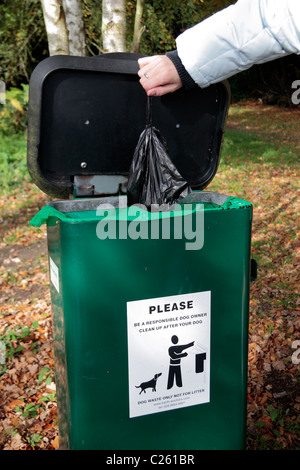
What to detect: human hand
<box><xmin>138</xmin><ymin>55</ymin><xmax>183</xmax><ymax>97</ymax></box>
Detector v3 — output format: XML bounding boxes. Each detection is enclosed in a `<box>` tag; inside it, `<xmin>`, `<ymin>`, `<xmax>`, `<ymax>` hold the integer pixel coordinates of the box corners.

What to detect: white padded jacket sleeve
<box><xmin>176</xmin><ymin>0</ymin><xmax>300</xmax><ymax>88</ymax></box>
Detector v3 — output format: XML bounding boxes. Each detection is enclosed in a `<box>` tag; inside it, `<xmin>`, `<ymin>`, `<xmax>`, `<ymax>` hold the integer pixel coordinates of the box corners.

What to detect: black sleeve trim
<box><xmin>166</xmin><ymin>50</ymin><xmax>196</xmax><ymax>90</ymax></box>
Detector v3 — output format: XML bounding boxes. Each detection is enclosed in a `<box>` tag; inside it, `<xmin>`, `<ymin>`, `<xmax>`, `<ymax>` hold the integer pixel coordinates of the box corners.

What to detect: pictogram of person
<box><xmin>167</xmin><ymin>335</ymin><xmax>194</xmax><ymax>389</ymax></box>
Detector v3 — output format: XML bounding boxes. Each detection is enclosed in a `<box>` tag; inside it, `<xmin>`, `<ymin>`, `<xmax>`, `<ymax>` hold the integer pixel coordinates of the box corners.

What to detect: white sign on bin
<box><xmin>127</xmin><ymin>291</ymin><xmax>211</xmax><ymax>418</ymax></box>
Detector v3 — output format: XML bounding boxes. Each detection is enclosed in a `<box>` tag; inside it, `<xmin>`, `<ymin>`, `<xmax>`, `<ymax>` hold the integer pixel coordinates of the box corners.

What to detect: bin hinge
<box><xmin>73</xmin><ymin>175</ymin><xmax>128</xmax><ymax>197</ymax></box>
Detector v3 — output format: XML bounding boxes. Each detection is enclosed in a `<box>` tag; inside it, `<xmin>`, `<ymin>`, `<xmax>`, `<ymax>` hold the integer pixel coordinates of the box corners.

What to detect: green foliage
<box><xmin>15</xmin><ymin>401</ymin><xmax>42</xmax><ymax>418</ymax></box>
<box><xmin>81</xmin><ymin>0</ymin><xmax>229</xmax><ymax>55</ymax></box>
<box><xmin>26</xmin><ymin>433</ymin><xmax>43</xmax><ymax>448</ymax></box>
<box><xmin>15</xmin><ymin>393</ymin><xmax>56</xmax><ymax>419</ymax></box>
<box><xmin>0</xmin><ymin>0</ymin><xmax>47</xmax><ymax>87</ymax></box>
<box><xmin>0</xmin><ymin>84</ymin><xmax>29</xmax><ymax>192</ymax></box>
<box><xmin>0</xmin><ymin>321</ymin><xmax>39</xmax><ymax>376</ymax></box>
<box><xmin>37</xmin><ymin>367</ymin><xmax>52</xmax><ymax>385</ymax></box>
<box><xmin>0</xmin><ymin>84</ymin><xmax>29</xmax><ymax>135</ymax></box>
<box><xmin>39</xmin><ymin>391</ymin><xmax>57</xmax><ymax>402</ymax></box>
<box><xmin>0</xmin><ymin>132</ymin><xmax>28</xmax><ymax>194</ymax></box>
<box><xmin>135</xmin><ymin>0</ymin><xmax>217</xmax><ymax>55</ymax></box>
<box><xmin>82</xmin><ymin>0</ymin><xmax>103</xmax><ymax>55</ymax></box>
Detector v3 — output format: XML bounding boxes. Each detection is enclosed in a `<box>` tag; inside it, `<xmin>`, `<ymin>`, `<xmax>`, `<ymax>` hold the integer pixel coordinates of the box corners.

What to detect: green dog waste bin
<box><xmin>27</xmin><ymin>53</ymin><xmax>253</xmax><ymax>450</ymax></box>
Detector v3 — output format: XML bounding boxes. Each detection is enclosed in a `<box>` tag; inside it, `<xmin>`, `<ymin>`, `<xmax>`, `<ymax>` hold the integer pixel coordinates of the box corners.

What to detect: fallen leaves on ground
<box><xmin>0</xmin><ymin>191</ymin><xmax>58</xmax><ymax>450</ymax></box>
<box><xmin>0</xmin><ymin>102</ymin><xmax>299</xmax><ymax>450</ymax></box>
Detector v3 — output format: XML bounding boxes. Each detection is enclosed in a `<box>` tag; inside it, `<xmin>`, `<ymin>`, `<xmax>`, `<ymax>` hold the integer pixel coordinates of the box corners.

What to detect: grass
<box><xmin>0</xmin><ymin>132</ymin><xmax>28</xmax><ymax>193</ymax></box>
<box><xmin>221</xmin><ymin>129</ymin><xmax>298</xmax><ymax>167</ymax></box>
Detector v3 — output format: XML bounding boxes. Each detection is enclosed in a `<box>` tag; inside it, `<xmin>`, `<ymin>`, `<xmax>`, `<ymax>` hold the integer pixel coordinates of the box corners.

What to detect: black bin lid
<box><xmin>27</xmin><ymin>52</ymin><xmax>230</xmax><ymax>199</ymax></box>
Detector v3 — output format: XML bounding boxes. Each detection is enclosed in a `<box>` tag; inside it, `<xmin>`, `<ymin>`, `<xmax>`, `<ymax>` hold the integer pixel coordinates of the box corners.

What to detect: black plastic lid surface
<box><xmin>27</xmin><ymin>53</ymin><xmax>230</xmax><ymax>199</ymax></box>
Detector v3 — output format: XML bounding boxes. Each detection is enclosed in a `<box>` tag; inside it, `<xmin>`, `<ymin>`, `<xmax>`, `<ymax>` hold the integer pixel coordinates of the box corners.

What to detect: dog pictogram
<box><xmin>136</xmin><ymin>373</ymin><xmax>162</xmax><ymax>394</ymax></box>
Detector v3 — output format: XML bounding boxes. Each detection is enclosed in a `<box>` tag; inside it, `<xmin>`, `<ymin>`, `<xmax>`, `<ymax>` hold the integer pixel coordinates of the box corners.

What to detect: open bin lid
<box><xmin>27</xmin><ymin>52</ymin><xmax>230</xmax><ymax>199</ymax></box>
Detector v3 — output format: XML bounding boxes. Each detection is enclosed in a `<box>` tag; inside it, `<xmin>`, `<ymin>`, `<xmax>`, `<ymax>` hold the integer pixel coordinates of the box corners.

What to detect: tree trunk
<box><xmin>40</xmin><ymin>0</ymin><xmax>69</xmax><ymax>55</ymax></box>
<box><xmin>131</xmin><ymin>0</ymin><xmax>145</xmax><ymax>53</ymax></box>
<box><xmin>41</xmin><ymin>0</ymin><xmax>87</xmax><ymax>56</ymax></box>
<box><xmin>102</xmin><ymin>0</ymin><xmax>126</xmax><ymax>53</ymax></box>
<box><xmin>62</xmin><ymin>0</ymin><xmax>87</xmax><ymax>56</ymax></box>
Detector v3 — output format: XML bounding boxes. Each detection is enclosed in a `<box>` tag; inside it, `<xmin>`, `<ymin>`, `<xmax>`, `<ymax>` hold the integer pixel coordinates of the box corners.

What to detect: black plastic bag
<box><xmin>127</xmin><ymin>97</ymin><xmax>191</xmax><ymax>209</ymax></box>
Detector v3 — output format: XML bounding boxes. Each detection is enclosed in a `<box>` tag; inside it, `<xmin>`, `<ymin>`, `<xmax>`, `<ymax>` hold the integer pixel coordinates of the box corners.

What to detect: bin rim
<box><xmin>29</xmin><ymin>193</ymin><xmax>252</xmax><ymax>227</ymax></box>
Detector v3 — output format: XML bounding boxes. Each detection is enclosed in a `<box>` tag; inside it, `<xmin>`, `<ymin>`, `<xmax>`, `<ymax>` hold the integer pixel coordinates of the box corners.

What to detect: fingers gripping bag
<box><xmin>127</xmin><ymin>97</ymin><xmax>191</xmax><ymax>209</ymax></box>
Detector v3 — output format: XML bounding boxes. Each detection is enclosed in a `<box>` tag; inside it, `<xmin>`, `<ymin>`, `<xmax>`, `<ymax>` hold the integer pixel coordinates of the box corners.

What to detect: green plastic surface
<box><xmin>38</xmin><ymin>194</ymin><xmax>252</xmax><ymax>450</ymax></box>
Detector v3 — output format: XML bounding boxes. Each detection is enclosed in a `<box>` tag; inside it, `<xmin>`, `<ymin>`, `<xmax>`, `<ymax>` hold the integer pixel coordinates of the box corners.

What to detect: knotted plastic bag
<box><xmin>127</xmin><ymin>97</ymin><xmax>191</xmax><ymax>209</ymax></box>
